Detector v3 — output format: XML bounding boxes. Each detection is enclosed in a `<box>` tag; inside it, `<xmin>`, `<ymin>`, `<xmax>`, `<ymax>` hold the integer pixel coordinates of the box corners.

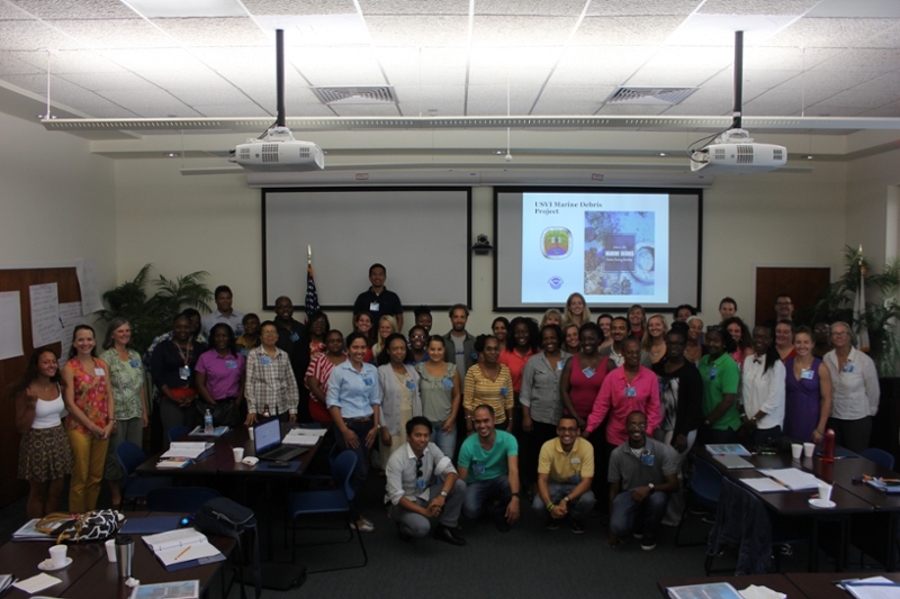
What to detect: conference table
<box><xmin>699</xmin><ymin>446</ymin><xmax>900</xmax><ymax>572</ymax></box>
<box><xmin>659</xmin><ymin>572</ymin><xmax>900</xmax><ymax>598</ymax></box>
<box><xmin>1</xmin><ymin>515</ymin><xmax>234</xmax><ymax>599</ymax></box>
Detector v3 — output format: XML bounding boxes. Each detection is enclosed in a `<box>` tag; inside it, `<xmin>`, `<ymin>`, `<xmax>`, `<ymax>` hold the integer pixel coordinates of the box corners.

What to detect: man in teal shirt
<box><xmin>697</xmin><ymin>327</ymin><xmax>741</xmax><ymax>444</ymax></box>
<box><xmin>457</xmin><ymin>404</ymin><xmax>521</xmax><ymax>532</ymax></box>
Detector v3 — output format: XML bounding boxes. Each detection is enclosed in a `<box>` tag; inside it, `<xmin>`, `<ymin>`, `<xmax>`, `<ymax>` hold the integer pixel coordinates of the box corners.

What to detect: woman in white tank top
<box><xmin>14</xmin><ymin>347</ymin><xmax>73</xmax><ymax>518</ymax></box>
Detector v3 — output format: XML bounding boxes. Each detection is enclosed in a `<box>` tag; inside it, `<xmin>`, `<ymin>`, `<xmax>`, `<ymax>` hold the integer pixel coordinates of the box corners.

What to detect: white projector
<box><xmin>690</xmin><ymin>129</ymin><xmax>786</xmax><ymax>174</ymax></box>
<box><xmin>230</xmin><ymin>127</ymin><xmax>325</xmax><ymax>172</ymax></box>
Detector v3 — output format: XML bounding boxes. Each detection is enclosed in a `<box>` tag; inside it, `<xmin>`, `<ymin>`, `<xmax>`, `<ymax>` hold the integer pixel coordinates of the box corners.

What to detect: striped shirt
<box><xmin>464</xmin><ymin>364</ymin><xmax>514</xmax><ymax>423</ymax></box>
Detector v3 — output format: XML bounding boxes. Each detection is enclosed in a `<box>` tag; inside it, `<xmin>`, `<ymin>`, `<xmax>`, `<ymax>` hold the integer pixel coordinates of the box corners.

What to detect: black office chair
<box><xmin>285</xmin><ymin>451</ymin><xmax>367</xmax><ymax>572</ymax></box>
<box><xmin>675</xmin><ymin>456</ymin><xmax>723</xmax><ymax>546</ymax></box>
<box><xmin>147</xmin><ymin>487</ymin><xmax>221</xmax><ymax>513</ymax></box>
<box><xmin>115</xmin><ymin>441</ymin><xmax>173</xmax><ymax>510</ymax></box>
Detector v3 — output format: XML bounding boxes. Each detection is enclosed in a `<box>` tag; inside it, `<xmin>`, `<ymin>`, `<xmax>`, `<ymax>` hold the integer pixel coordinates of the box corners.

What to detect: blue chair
<box><xmin>167</xmin><ymin>424</ymin><xmax>191</xmax><ymax>445</ymax></box>
<box><xmin>115</xmin><ymin>441</ymin><xmax>173</xmax><ymax>510</ymax></box>
<box><xmin>285</xmin><ymin>451</ymin><xmax>367</xmax><ymax>572</ymax></box>
<box><xmin>147</xmin><ymin>487</ymin><xmax>221</xmax><ymax>513</ymax></box>
<box><xmin>861</xmin><ymin>447</ymin><xmax>896</xmax><ymax>470</ymax></box>
<box><xmin>675</xmin><ymin>456</ymin><xmax>723</xmax><ymax>546</ymax></box>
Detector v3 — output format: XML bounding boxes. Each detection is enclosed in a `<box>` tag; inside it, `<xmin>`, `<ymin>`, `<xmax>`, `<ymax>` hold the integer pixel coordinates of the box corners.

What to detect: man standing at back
<box><xmin>203</xmin><ymin>285</ymin><xmax>244</xmax><ymax>336</ymax></box>
<box><xmin>354</xmin><ymin>263</ymin><xmax>404</xmax><ymax>332</ymax></box>
<box><xmin>273</xmin><ymin>296</ymin><xmax>310</xmax><ymax>420</ymax></box>
<box><xmin>760</xmin><ymin>293</ymin><xmax>798</xmax><ymax>330</ymax></box>
<box><xmin>600</xmin><ymin>317</ymin><xmax>652</xmax><ymax>368</ymax></box>
<box><xmin>443</xmin><ymin>304</ymin><xmax>476</xmax><ymax>381</ymax></box>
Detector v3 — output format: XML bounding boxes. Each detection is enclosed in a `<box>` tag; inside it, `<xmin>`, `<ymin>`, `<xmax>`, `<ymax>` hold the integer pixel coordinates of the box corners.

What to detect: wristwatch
<box><xmin>440</xmin><ymin>490</ymin><xmax>448</xmax><ymax>498</ymax></box>
<box><xmin>562</xmin><ymin>495</ymin><xmax>571</xmax><ymax>503</ymax></box>
<box><xmin>648</xmin><ymin>483</ymin><xmax>655</xmax><ymax>492</ymax></box>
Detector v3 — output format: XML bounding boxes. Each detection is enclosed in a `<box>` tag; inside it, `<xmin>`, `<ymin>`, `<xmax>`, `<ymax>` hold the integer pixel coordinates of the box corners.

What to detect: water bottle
<box><xmin>823</xmin><ymin>429</ymin><xmax>836</xmax><ymax>463</ymax></box>
<box><xmin>204</xmin><ymin>409</ymin><xmax>214</xmax><ymax>434</ymax></box>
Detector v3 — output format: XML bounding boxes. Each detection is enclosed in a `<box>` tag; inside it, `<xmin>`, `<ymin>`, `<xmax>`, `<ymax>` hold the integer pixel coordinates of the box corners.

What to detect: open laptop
<box><xmin>252</xmin><ymin>418</ymin><xmax>308</xmax><ymax>462</ymax></box>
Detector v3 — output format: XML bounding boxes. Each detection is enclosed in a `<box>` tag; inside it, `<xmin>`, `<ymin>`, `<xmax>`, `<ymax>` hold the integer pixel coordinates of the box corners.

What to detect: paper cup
<box><xmin>803</xmin><ymin>442</ymin><xmax>816</xmax><ymax>458</ymax></box>
<box><xmin>791</xmin><ymin>443</ymin><xmax>803</xmax><ymax>460</ymax></box>
<box><xmin>49</xmin><ymin>544</ymin><xmax>68</xmax><ymax>568</ymax></box>
<box><xmin>248</xmin><ymin>427</ymin><xmax>254</xmax><ymax>441</ymax></box>
<box><xmin>105</xmin><ymin>538</ymin><xmax>117</xmax><ymax>562</ymax></box>
<box><xmin>818</xmin><ymin>483</ymin><xmax>833</xmax><ymax>501</ymax></box>
<box><xmin>233</xmin><ymin>447</ymin><xmax>245</xmax><ymax>462</ymax></box>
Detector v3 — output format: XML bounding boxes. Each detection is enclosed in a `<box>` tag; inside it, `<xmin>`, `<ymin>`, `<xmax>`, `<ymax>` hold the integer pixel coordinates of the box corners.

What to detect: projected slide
<box><xmin>521</xmin><ymin>193</ymin><xmax>669</xmax><ymax>305</ymax></box>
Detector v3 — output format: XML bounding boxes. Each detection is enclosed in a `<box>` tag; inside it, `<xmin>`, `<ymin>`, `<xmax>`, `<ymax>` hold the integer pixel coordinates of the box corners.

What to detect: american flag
<box><xmin>305</xmin><ymin>262</ymin><xmax>320</xmax><ymax>320</ymax></box>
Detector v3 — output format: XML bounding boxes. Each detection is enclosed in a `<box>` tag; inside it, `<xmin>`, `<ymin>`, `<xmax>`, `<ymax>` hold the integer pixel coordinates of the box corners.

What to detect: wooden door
<box><xmin>754</xmin><ymin>267</ymin><xmax>831</xmax><ymax>328</ymax></box>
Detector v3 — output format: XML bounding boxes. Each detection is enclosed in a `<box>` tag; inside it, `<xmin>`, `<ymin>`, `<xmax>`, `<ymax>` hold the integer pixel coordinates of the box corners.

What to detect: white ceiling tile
<box><xmin>95</xmin><ymin>88</ymin><xmax>201</xmax><ymax>117</ymax></box>
<box><xmin>15</xmin><ymin>49</ymin><xmax>123</xmax><ymax>73</ymax></box>
<box><xmin>467</xmin><ymin>46</ymin><xmax>560</xmax><ymax>84</ymax></box>
<box><xmin>627</xmin><ymin>68</ymin><xmax>722</xmax><ymax>87</ymax></box>
<box><xmin>586</xmin><ymin>0</ymin><xmax>698</xmax><ymax>16</ymax></box>
<box><xmin>46</xmin><ymin>18</ymin><xmax>176</xmax><ymax>49</ymax></box>
<box><xmin>150</xmin><ymin>17</ymin><xmax>269</xmax><ymax>46</ymax></box>
<box><xmin>288</xmin><ymin>46</ymin><xmax>385</xmax><ymax>85</ymax></box>
<box><xmin>471</xmin><ymin>16</ymin><xmax>576</xmax><ymax>46</ymax></box>
<box><xmin>810</xmin><ymin>73</ymin><xmax>900</xmax><ymax>110</ymax></box>
<box><xmin>813</xmin><ymin>48</ymin><xmax>900</xmax><ymax>73</ymax></box>
<box><xmin>127</xmin><ymin>0</ymin><xmax>247</xmax><ymax>18</ymax></box>
<box><xmin>0</xmin><ymin>20</ymin><xmax>89</xmax><ymax>50</ymax></box>
<box><xmin>243</xmin><ymin>0</ymin><xmax>356</xmax><ymax>15</ymax></box>
<box><xmin>366</xmin><ymin>15</ymin><xmax>470</xmax><ymax>47</ymax></box>
<box><xmin>0</xmin><ymin>52</ymin><xmax>44</xmax><ymax>75</ymax></box>
<box><xmin>394</xmin><ymin>85</ymin><xmax>464</xmax><ymax>115</ymax></box>
<box><xmin>1</xmin><ymin>72</ymin><xmax>57</xmax><ymax>95</ymax></box>
<box><xmin>100</xmin><ymin>48</ymin><xmax>204</xmax><ymax>73</ymax></box>
<box><xmin>358</xmin><ymin>0</ymin><xmax>469</xmax><ymax>16</ymax></box>
<box><xmin>43</xmin><ymin>78</ymin><xmax>139</xmax><ymax>116</ymax></box>
<box><xmin>767</xmin><ymin>17</ymin><xmax>900</xmax><ymax>48</ymax></box>
<box><xmin>859</xmin><ymin>99</ymin><xmax>900</xmax><ymax>117</ymax></box>
<box><xmin>141</xmin><ymin>70</ymin><xmax>237</xmax><ymax>92</ymax></box>
<box><xmin>574</xmin><ymin>16</ymin><xmax>685</xmax><ymax>45</ymax></box>
<box><xmin>475</xmin><ymin>0</ymin><xmax>588</xmax><ymax>16</ymax></box>
<box><xmin>550</xmin><ymin>46</ymin><xmax>656</xmax><ymax>86</ymax></box>
<box><xmin>741</xmin><ymin>46</ymin><xmax>840</xmax><ymax>70</ymax></box>
<box><xmin>466</xmin><ymin>83</ymin><xmax>545</xmax><ymax>114</ymax></box>
<box><xmin>530</xmin><ymin>85</ymin><xmax>605</xmax><ymax>114</ymax></box>
<box><xmin>190</xmin><ymin>102</ymin><xmax>272</xmax><ymax>116</ymax></box>
<box><xmin>639</xmin><ymin>45</ymin><xmax>734</xmax><ymax>73</ymax></box>
<box><xmin>9</xmin><ymin>0</ymin><xmax>137</xmax><ymax>19</ymax></box>
<box><xmin>696</xmin><ymin>0</ymin><xmax>818</xmax><ymax>16</ymax></box>
<box><xmin>596</xmin><ymin>103</ymin><xmax>668</xmax><ymax>115</ymax></box>
<box><xmin>62</xmin><ymin>70</ymin><xmax>158</xmax><ymax>92</ymax></box>
<box><xmin>808</xmin><ymin>0</ymin><xmax>900</xmax><ymax>18</ymax></box>
<box><xmin>374</xmin><ymin>47</ymin><xmax>467</xmax><ymax>86</ymax></box>
<box><xmin>661</xmin><ymin>89</ymin><xmax>736</xmax><ymax>115</ymax></box>
<box><xmin>331</xmin><ymin>103</ymin><xmax>399</xmax><ymax>116</ymax></box>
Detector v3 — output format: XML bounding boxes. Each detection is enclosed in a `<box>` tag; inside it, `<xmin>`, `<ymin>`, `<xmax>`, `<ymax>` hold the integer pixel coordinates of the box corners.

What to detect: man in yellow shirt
<box><xmin>533</xmin><ymin>415</ymin><xmax>595</xmax><ymax>533</ymax></box>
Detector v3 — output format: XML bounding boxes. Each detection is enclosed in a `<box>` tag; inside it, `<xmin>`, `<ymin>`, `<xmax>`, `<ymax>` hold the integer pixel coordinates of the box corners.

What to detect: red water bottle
<box><xmin>823</xmin><ymin>428</ymin><xmax>836</xmax><ymax>463</ymax></box>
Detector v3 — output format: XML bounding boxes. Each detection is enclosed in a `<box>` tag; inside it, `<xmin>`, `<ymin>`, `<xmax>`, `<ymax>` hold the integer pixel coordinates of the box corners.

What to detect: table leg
<box><xmin>809</xmin><ymin>519</ymin><xmax>819</xmax><ymax>572</ymax></box>
<box><xmin>889</xmin><ymin>513</ymin><xmax>898</xmax><ymax>572</ymax></box>
<box><xmin>837</xmin><ymin>517</ymin><xmax>847</xmax><ymax>572</ymax></box>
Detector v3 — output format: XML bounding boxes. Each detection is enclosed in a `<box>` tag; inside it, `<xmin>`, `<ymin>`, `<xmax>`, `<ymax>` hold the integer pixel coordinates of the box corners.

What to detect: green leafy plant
<box><xmin>810</xmin><ymin>246</ymin><xmax>900</xmax><ymax>377</ymax></box>
<box><xmin>97</xmin><ymin>264</ymin><xmax>212</xmax><ymax>353</ymax></box>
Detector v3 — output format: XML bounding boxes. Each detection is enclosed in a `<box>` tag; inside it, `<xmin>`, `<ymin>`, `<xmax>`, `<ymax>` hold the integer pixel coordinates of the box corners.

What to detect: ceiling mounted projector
<box><xmin>230</xmin><ymin>127</ymin><xmax>324</xmax><ymax>172</ymax></box>
<box><xmin>690</xmin><ymin>128</ymin><xmax>786</xmax><ymax>173</ymax></box>
<box><xmin>228</xmin><ymin>29</ymin><xmax>324</xmax><ymax>173</ymax></box>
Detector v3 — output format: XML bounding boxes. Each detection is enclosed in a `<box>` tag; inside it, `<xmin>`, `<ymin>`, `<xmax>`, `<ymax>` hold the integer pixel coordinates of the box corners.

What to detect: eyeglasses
<box><xmin>831</xmin><ymin>331</ymin><xmax>850</xmax><ymax>337</ymax></box>
<box><xmin>415</xmin><ymin>457</ymin><xmax>423</xmax><ymax>479</ymax></box>
<box><xmin>706</xmin><ymin>325</ymin><xmax>723</xmax><ymax>332</ymax></box>
<box><xmin>557</xmin><ymin>427</ymin><xmax>579</xmax><ymax>434</ymax></box>
<box><xmin>626</xmin><ymin>422</ymin><xmax>648</xmax><ymax>430</ymax></box>
<box><xmin>410</xmin><ymin>334</ymin><xmax>426</xmax><ymax>339</ymax></box>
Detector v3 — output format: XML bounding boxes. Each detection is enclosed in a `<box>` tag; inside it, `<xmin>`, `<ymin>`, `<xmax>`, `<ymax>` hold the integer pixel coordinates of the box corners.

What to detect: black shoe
<box><xmin>546</xmin><ymin>517</ymin><xmax>560</xmax><ymax>531</ymax></box>
<box><xmin>398</xmin><ymin>529</ymin><xmax>416</xmax><ymax>543</ymax></box>
<box><xmin>495</xmin><ymin>517</ymin><xmax>511</xmax><ymax>533</ymax></box>
<box><xmin>433</xmin><ymin>524</ymin><xmax>466</xmax><ymax>546</ymax></box>
<box><xmin>569</xmin><ymin>518</ymin><xmax>586</xmax><ymax>534</ymax></box>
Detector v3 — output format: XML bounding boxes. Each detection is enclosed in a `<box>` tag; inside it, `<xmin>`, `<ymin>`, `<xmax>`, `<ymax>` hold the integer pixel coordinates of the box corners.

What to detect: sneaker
<box><xmin>353</xmin><ymin>520</ymin><xmax>375</xmax><ymax>533</ymax></box>
<box><xmin>632</xmin><ymin>531</ymin><xmax>644</xmax><ymax>539</ymax></box>
<box><xmin>546</xmin><ymin>517</ymin><xmax>560</xmax><ymax>531</ymax></box>
<box><xmin>569</xmin><ymin>518</ymin><xmax>586</xmax><ymax>534</ymax></box>
<box><xmin>495</xmin><ymin>518</ymin><xmax>511</xmax><ymax>533</ymax></box>
<box><xmin>640</xmin><ymin>537</ymin><xmax>657</xmax><ymax>551</ymax></box>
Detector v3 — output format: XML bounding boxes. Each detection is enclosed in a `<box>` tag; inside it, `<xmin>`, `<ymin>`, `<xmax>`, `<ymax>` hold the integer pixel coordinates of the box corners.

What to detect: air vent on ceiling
<box><xmin>605</xmin><ymin>86</ymin><xmax>697</xmax><ymax>106</ymax></box>
<box><xmin>312</xmin><ymin>86</ymin><xmax>397</xmax><ymax>105</ymax></box>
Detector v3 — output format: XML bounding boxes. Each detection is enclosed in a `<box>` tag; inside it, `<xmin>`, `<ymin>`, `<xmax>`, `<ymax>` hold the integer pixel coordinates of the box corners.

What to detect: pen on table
<box><xmin>175</xmin><ymin>546</ymin><xmax>191</xmax><ymax>560</ymax></box>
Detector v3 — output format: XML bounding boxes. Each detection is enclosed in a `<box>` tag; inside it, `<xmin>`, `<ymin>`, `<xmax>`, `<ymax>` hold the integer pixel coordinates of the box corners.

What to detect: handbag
<box><xmin>195</xmin><ymin>398</ymin><xmax>239</xmax><ymax>428</ymax></box>
<box><xmin>195</xmin><ymin>498</ymin><xmax>262</xmax><ymax>599</ymax></box>
<box><xmin>36</xmin><ymin>509</ymin><xmax>123</xmax><ymax>543</ymax></box>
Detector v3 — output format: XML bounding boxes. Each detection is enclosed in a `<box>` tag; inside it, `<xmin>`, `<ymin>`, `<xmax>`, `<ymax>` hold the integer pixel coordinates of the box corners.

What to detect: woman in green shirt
<box><xmin>697</xmin><ymin>326</ymin><xmax>740</xmax><ymax>445</ymax></box>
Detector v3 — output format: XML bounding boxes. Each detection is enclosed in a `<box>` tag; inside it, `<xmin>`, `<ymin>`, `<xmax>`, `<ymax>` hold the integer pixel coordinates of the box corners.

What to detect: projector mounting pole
<box><xmin>732</xmin><ymin>30</ymin><xmax>743</xmax><ymax>130</ymax></box>
<box><xmin>276</xmin><ymin>29</ymin><xmax>286</xmax><ymax>128</ymax></box>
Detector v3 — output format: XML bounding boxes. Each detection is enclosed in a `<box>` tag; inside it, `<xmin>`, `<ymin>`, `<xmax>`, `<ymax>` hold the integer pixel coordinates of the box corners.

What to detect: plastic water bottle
<box><xmin>204</xmin><ymin>409</ymin><xmax>214</xmax><ymax>434</ymax></box>
<box><xmin>823</xmin><ymin>429</ymin><xmax>836</xmax><ymax>463</ymax></box>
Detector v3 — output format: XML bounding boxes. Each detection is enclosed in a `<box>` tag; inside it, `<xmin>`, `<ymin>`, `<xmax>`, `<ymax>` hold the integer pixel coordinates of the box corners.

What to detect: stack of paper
<box><xmin>841</xmin><ymin>576</ymin><xmax>900</xmax><ymax>599</ymax></box>
<box><xmin>162</xmin><ymin>442</ymin><xmax>214</xmax><ymax>459</ymax></box>
<box><xmin>143</xmin><ymin>528</ymin><xmax>224</xmax><ymax>571</ymax></box>
<box><xmin>12</xmin><ymin>519</ymin><xmax>55</xmax><ymax>541</ymax></box>
<box><xmin>756</xmin><ymin>468</ymin><xmax>822</xmax><ymax>491</ymax></box>
<box><xmin>667</xmin><ymin>581</ymin><xmax>743</xmax><ymax>599</ymax></box>
<box><xmin>282</xmin><ymin>428</ymin><xmax>324</xmax><ymax>446</ymax></box>
<box><xmin>131</xmin><ymin>580</ymin><xmax>199</xmax><ymax>599</ymax></box>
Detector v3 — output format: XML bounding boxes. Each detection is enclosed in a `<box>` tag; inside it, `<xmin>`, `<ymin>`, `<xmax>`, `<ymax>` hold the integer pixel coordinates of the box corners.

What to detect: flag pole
<box><xmin>307</xmin><ymin>244</ymin><xmax>312</xmax><ymax>266</ymax></box>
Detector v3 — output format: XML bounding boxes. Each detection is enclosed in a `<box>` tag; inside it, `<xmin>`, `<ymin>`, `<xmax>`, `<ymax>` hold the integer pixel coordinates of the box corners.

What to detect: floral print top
<box><xmin>65</xmin><ymin>357</ymin><xmax>109</xmax><ymax>434</ymax></box>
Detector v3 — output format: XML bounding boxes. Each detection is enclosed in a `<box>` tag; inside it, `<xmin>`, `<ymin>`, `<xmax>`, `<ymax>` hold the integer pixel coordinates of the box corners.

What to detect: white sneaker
<box><xmin>353</xmin><ymin>520</ymin><xmax>375</xmax><ymax>533</ymax></box>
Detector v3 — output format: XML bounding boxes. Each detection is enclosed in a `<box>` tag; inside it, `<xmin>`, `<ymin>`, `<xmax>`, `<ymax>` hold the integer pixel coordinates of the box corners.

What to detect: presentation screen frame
<box><xmin>262</xmin><ymin>186</ymin><xmax>472</xmax><ymax>311</ymax></box>
<box><xmin>493</xmin><ymin>186</ymin><xmax>703</xmax><ymax>313</ymax></box>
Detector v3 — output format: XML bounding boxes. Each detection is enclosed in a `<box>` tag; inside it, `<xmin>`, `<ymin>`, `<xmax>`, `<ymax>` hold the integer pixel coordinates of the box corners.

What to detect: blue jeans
<box><xmin>333</xmin><ymin>420</ymin><xmax>373</xmax><ymax>519</ymax></box>
<box><xmin>431</xmin><ymin>422</ymin><xmax>457</xmax><ymax>461</ymax></box>
<box><xmin>462</xmin><ymin>475</ymin><xmax>511</xmax><ymax>520</ymax></box>
<box><xmin>531</xmin><ymin>481</ymin><xmax>596</xmax><ymax>523</ymax></box>
<box><xmin>609</xmin><ymin>490</ymin><xmax>669</xmax><ymax>542</ymax></box>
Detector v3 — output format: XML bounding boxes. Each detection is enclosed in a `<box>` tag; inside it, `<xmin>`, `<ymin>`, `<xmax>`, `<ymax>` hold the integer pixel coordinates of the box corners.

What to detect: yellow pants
<box><xmin>67</xmin><ymin>429</ymin><xmax>108</xmax><ymax>513</ymax></box>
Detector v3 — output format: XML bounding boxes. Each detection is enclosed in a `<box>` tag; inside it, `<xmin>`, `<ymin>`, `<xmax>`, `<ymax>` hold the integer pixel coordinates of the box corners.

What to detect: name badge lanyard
<box><xmin>176</xmin><ymin>342</ymin><xmax>192</xmax><ymax>381</ymax></box>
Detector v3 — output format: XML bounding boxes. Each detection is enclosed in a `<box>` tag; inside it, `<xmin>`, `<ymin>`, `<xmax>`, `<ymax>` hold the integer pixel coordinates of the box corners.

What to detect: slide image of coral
<box><xmin>584</xmin><ymin>211</ymin><xmax>655</xmax><ymax>296</ymax></box>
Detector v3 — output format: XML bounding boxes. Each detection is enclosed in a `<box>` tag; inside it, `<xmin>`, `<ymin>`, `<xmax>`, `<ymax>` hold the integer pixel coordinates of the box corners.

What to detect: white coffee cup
<box><xmin>233</xmin><ymin>447</ymin><xmax>245</xmax><ymax>462</ymax></box>
<box><xmin>791</xmin><ymin>443</ymin><xmax>803</xmax><ymax>460</ymax></box>
<box><xmin>803</xmin><ymin>442</ymin><xmax>816</xmax><ymax>458</ymax></box>
<box><xmin>819</xmin><ymin>483</ymin><xmax>833</xmax><ymax>502</ymax></box>
<box><xmin>248</xmin><ymin>427</ymin><xmax>254</xmax><ymax>441</ymax></box>
<box><xmin>105</xmin><ymin>538</ymin><xmax>117</xmax><ymax>562</ymax></box>
<box><xmin>49</xmin><ymin>544</ymin><xmax>68</xmax><ymax>568</ymax></box>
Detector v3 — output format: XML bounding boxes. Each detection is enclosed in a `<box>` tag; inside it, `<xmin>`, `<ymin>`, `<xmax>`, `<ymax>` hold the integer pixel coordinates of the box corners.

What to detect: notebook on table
<box><xmin>253</xmin><ymin>419</ymin><xmax>308</xmax><ymax>462</ymax></box>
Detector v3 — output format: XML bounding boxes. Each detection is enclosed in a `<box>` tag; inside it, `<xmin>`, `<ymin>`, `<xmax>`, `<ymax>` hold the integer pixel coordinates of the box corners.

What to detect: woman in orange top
<box><xmin>62</xmin><ymin>325</ymin><xmax>114</xmax><ymax>513</ymax></box>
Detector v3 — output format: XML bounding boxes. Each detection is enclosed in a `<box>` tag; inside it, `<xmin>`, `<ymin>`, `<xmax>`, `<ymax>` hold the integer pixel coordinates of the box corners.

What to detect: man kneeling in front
<box><xmin>533</xmin><ymin>416</ymin><xmax>596</xmax><ymax>533</ymax></box>
<box><xmin>385</xmin><ymin>416</ymin><xmax>467</xmax><ymax>545</ymax></box>
<box><xmin>607</xmin><ymin>411</ymin><xmax>678</xmax><ymax>551</ymax></box>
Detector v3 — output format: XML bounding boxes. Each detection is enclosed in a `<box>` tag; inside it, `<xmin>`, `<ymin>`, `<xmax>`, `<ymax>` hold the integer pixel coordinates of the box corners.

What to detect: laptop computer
<box><xmin>252</xmin><ymin>419</ymin><xmax>307</xmax><ymax>462</ymax></box>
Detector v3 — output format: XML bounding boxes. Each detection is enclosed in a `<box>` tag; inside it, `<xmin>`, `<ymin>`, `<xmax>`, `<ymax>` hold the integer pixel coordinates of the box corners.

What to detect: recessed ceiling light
<box><xmin>658</xmin><ymin>152</ymin><xmax>668</xmax><ymax>157</ymax></box>
<box><xmin>805</xmin><ymin>155</ymin><xmax>814</xmax><ymax>160</ymax></box>
<box><xmin>494</xmin><ymin>150</ymin><xmax>504</xmax><ymax>155</ymax></box>
<box><xmin>166</xmin><ymin>152</ymin><xmax>179</xmax><ymax>157</ymax></box>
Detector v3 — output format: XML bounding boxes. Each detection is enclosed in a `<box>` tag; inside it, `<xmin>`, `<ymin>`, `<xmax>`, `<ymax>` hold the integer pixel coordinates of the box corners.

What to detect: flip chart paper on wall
<box><xmin>59</xmin><ymin>302</ymin><xmax>84</xmax><ymax>348</ymax></box>
<box><xmin>0</xmin><ymin>291</ymin><xmax>24</xmax><ymax>360</ymax></box>
<box><xmin>76</xmin><ymin>259</ymin><xmax>103</xmax><ymax>314</ymax></box>
<box><xmin>29</xmin><ymin>282</ymin><xmax>61</xmax><ymax>347</ymax></box>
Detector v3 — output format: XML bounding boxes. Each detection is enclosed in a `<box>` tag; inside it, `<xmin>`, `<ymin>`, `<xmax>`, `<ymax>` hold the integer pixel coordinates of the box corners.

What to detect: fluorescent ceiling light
<box><xmin>254</xmin><ymin>14</ymin><xmax>370</xmax><ymax>46</ymax></box>
<box><xmin>667</xmin><ymin>14</ymin><xmax>798</xmax><ymax>47</ymax></box>
<box><xmin>123</xmin><ymin>0</ymin><xmax>246</xmax><ymax>18</ymax></box>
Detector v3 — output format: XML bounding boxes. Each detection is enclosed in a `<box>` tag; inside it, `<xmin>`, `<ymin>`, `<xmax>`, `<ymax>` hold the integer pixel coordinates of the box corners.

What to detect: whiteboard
<box><xmin>263</xmin><ymin>188</ymin><xmax>471</xmax><ymax>310</ymax></box>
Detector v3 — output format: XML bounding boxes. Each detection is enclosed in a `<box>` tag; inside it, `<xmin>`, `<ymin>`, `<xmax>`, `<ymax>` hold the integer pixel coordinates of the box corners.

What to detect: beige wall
<box><xmin>0</xmin><ymin>111</ymin><xmax>116</xmax><ymax>301</ymax></box>
<box><xmin>114</xmin><ymin>155</ymin><xmax>849</xmax><ymax>335</ymax></box>
<box><xmin>846</xmin><ymin>147</ymin><xmax>900</xmax><ymax>268</ymax></box>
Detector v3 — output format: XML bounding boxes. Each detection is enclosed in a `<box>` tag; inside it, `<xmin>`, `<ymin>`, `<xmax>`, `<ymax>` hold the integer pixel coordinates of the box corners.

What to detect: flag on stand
<box><xmin>305</xmin><ymin>263</ymin><xmax>320</xmax><ymax>320</ymax></box>
<box><xmin>853</xmin><ymin>251</ymin><xmax>870</xmax><ymax>352</ymax></box>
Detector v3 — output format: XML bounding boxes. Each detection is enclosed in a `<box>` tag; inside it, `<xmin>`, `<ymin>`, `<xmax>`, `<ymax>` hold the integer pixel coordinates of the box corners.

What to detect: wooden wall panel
<box><xmin>0</xmin><ymin>268</ymin><xmax>81</xmax><ymax>509</ymax></box>
<box><xmin>754</xmin><ymin>267</ymin><xmax>831</xmax><ymax>328</ymax></box>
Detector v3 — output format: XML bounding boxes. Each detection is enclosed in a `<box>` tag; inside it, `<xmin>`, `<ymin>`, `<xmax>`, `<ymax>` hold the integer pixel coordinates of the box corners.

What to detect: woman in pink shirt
<box><xmin>195</xmin><ymin>323</ymin><xmax>246</xmax><ymax>428</ymax></box>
